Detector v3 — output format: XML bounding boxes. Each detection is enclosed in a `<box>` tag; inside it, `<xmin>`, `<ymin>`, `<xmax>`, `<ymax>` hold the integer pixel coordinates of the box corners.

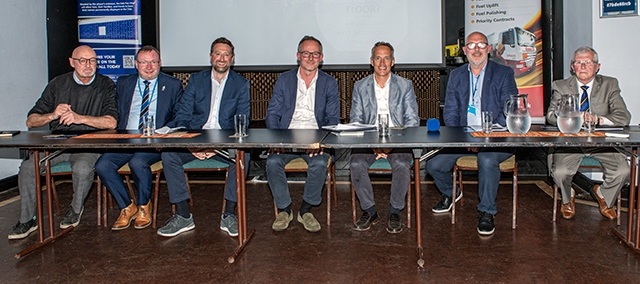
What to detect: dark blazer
<box><xmin>167</xmin><ymin>69</ymin><xmax>250</xmax><ymax>130</ymax></box>
<box><xmin>265</xmin><ymin>68</ymin><xmax>340</xmax><ymax>129</ymax></box>
<box><xmin>349</xmin><ymin>73</ymin><xmax>419</xmax><ymax>127</ymax></box>
<box><xmin>546</xmin><ymin>74</ymin><xmax>631</xmax><ymax>126</ymax></box>
<box><xmin>115</xmin><ymin>72</ymin><xmax>183</xmax><ymax>130</ymax></box>
<box><xmin>443</xmin><ymin>60</ymin><xmax>518</xmax><ymax>127</ymax></box>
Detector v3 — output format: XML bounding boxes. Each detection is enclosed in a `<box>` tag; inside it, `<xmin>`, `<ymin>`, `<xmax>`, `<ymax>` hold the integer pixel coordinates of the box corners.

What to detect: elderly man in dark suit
<box><xmin>95</xmin><ymin>46</ymin><xmax>183</xmax><ymax>231</ymax></box>
<box><xmin>349</xmin><ymin>41</ymin><xmax>419</xmax><ymax>234</ymax></box>
<box><xmin>157</xmin><ymin>37</ymin><xmax>251</xmax><ymax>238</ymax></box>
<box><xmin>265</xmin><ymin>35</ymin><xmax>340</xmax><ymax>233</ymax></box>
<box><xmin>547</xmin><ymin>46</ymin><xmax>631</xmax><ymax>221</ymax></box>
<box><xmin>426</xmin><ymin>31</ymin><xmax>518</xmax><ymax>236</ymax></box>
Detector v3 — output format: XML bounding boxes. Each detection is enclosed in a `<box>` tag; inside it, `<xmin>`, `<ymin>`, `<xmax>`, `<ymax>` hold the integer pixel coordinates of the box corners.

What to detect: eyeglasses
<box><xmin>137</xmin><ymin>60</ymin><xmax>160</xmax><ymax>66</ymax></box>
<box><xmin>72</xmin><ymin>58</ymin><xmax>97</xmax><ymax>65</ymax></box>
<box><xmin>465</xmin><ymin>42</ymin><xmax>488</xmax><ymax>49</ymax></box>
<box><xmin>572</xmin><ymin>60</ymin><xmax>597</xmax><ymax>67</ymax></box>
<box><xmin>299</xmin><ymin>51</ymin><xmax>322</xmax><ymax>58</ymax></box>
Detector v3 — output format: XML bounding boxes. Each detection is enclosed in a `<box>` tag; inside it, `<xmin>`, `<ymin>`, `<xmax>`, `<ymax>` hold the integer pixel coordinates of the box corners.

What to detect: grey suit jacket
<box><xmin>349</xmin><ymin>73</ymin><xmax>419</xmax><ymax>127</ymax></box>
<box><xmin>546</xmin><ymin>74</ymin><xmax>631</xmax><ymax>126</ymax></box>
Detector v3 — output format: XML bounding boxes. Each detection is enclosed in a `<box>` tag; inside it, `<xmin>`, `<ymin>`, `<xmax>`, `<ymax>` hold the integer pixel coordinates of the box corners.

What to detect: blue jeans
<box><xmin>426</xmin><ymin>148</ymin><xmax>512</xmax><ymax>215</ymax></box>
<box><xmin>161</xmin><ymin>150</ymin><xmax>249</xmax><ymax>204</ymax></box>
<box><xmin>266</xmin><ymin>152</ymin><xmax>329</xmax><ymax>209</ymax></box>
<box><xmin>95</xmin><ymin>151</ymin><xmax>161</xmax><ymax>209</ymax></box>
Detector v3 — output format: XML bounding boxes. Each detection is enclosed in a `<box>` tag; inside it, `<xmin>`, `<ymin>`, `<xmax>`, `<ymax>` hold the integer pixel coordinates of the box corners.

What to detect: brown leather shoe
<box><xmin>561</xmin><ymin>196</ymin><xmax>575</xmax><ymax>220</ymax></box>
<box><xmin>112</xmin><ymin>201</ymin><xmax>138</xmax><ymax>231</ymax></box>
<box><xmin>593</xmin><ymin>185</ymin><xmax>617</xmax><ymax>220</ymax></box>
<box><xmin>134</xmin><ymin>201</ymin><xmax>152</xmax><ymax>229</ymax></box>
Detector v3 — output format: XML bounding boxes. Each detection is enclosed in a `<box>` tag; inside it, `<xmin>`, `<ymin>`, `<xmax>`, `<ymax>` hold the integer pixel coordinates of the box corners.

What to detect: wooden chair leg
<box><xmin>221</xmin><ymin>170</ymin><xmax>229</xmax><ymax>215</ymax></box>
<box><xmin>452</xmin><ymin>166</ymin><xmax>458</xmax><ymax>225</ymax></box>
<box><xmin>97</xmin><ymin>178</ymin><xmax>102</xmax><ymax>226</ymax></box>
<box><xmin>512</xmin><ymin>167</ymin><xmax>518</xmax><ymax>229</ymax></box>
<box><xmin>102</xmin><ymin>184</ymin><xmax>108</xmax><ymax>227</ymax></box>
<box><xmin>124</xmin><ymin>175</ymin><xmax>136</xmax><ymax>204</ymax></box>
<box><xmin>351</xmin><ymin>184</ymin><xmax>357</xmax><ymax>225</ymax></box>
<box><xmin>552</xmin><ymin>184</ymin><xmax>558</xmax><ymax>222</ymax></box>
<box><xmin>51</xmin><ymin>178</ymin><xmax>61</xmax><ymax>213</ymax></box>
<box><xmin>326</xmin><ymin>170</ymin><xmax>331</xmax><ymax>226</ymax></box>
<box><xmin>152</xmin><ymin>172</ymin><xmax>161</xmax><ymax>228</ymax></box>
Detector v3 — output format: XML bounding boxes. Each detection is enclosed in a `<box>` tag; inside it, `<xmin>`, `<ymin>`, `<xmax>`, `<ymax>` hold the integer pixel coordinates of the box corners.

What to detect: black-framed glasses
<box><xmin>299</xmin><ymin>51</ymin><xmax>322</xmax><ymax>58</ymax></box>
<box><xmin>465</xmin><ymin>42</ymin><xmax>488</xmax><ymax>49</ymax></box>
<box><xmin>72</xmin><ymin>58</ymin><xmax>98</xmax><ymax>65</ymax></box>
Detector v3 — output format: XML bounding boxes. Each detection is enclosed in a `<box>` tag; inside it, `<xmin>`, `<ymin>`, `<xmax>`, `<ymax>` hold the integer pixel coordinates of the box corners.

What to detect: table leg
<box><xmin>414</xmin><ymin>157</ymin><xmax>424</xmax><ymax>268</ymax></box>
<box><xmin>613</xmin><ymin>148</ymin><xmax>638</xmax><ymax>250</ymax></box>
<box><xmin>228</xmin><ymin>149</ymin><xmax>255</xmax><ymax>263</ymax></box>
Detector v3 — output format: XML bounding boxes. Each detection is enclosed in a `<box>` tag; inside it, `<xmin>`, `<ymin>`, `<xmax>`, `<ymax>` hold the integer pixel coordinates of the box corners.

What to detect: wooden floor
<box><xmin>2</xmin><ymin>178</ymin><xmax>640</xmax><ymax>283</ymax></box>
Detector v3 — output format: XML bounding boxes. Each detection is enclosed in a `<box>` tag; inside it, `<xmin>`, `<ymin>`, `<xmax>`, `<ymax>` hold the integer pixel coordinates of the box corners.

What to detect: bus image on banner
<box><xmin>487</xmin><ymin>27</ymin><xmax>537</xmax><ymax>76</ymax></box>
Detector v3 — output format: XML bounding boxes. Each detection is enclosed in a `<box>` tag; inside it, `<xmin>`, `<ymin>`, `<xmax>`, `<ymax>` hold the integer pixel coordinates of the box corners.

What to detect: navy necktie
<box><xmin>580</xmin><ymin>85</ymin><xmax>589</xmax><ymax>112</ymax></box>
<box><xmin>138</xmin><ymin>80</ymin><xmax>150</xmax><ymax>129</ymax></box>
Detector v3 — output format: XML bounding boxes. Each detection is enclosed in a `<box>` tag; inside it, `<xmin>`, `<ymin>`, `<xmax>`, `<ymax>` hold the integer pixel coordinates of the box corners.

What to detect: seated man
<box><xmin>349</xmin><ymin>41</ymin><xmax>419</xmax><ymax>233</ymax></box>
<box><xmin>95</xmin><ymin>46</ymin><xmax>183</xmax><ymax>230</ymax></box>
<box><xmin>265</xmin><ymin>35</ymin><xmax>340</xmax><ymax>233</ymax></box>
<box><xmin>547</xmin><ymin>46</ymin><xmax>631</xmax><ymax>220</ymax></box>
<box><xmin>9</xmin><ymin>45</ymin><xmax>118</xmax><ymax>240</ymax></box>
<box><xmin>426</xmin><ymin>31</ymin><xmax>517</xmax><ymax>236</ymax></box>
<box><xmin>157</xmin><ymin>37</ymin><xmax>251</xmax><ymax>238</ymax></box>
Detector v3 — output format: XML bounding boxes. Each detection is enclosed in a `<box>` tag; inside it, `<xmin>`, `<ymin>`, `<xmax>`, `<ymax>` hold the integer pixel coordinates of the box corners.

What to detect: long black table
<box><xmin>3</xmin><ymin>126</ymin><xmax>640</xmax><ymax>266</ymax></box>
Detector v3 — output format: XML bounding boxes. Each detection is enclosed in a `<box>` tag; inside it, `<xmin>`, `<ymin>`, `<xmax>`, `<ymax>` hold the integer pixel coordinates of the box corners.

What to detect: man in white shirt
<box><xmin>265</xmin><ymin>35</ymin><xmax>340</xmax><ymax>232</ymax></box>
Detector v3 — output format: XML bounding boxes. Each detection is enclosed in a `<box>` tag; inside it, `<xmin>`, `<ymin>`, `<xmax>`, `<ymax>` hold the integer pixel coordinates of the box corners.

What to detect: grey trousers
<box><xmin>350</xmin><ymin>149</ymin><xmax>413</xmax><ymax>212</ymax></box>
<box><xmin>549</xmin><ymin>147</ymin><xmax>629</xmax><ymax>208</ymax></box>
<box><xmin>18</xmin><ymin>152</ymin><xmax>100</xmax><ymax>223</ymax></box>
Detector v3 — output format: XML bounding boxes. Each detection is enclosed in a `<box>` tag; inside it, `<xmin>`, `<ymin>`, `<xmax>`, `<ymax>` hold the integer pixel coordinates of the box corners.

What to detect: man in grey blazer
<box><xmin>547</xmin><ymin>46</ymin><xmax>631</xmax><ymax>220</ymax></box>
<box><xmin>350</xmin><ymin>42</ymin><xmax>419</xmax><ymax>233</ymax></box>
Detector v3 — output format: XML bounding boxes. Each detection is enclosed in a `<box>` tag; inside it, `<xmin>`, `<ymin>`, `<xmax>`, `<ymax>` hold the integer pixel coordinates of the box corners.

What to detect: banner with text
<box><xmin>78</xmin><ymin>0</ymin><xmax>141</xmax><ymax>81</ymax></box>
<box><xmin>465</xmin><ymin>0</ymin><xmax>543</xmax><ymax>119</ymax></box>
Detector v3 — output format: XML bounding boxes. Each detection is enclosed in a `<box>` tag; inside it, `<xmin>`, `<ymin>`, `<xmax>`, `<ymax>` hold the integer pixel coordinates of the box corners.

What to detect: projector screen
<box><xmin>158</xmin><ymin>0</ymin><xmax>443</xmax><ymax>68</ymax></box>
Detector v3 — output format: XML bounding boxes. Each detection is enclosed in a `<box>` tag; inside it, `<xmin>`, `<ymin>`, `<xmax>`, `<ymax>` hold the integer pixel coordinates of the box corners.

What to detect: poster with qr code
<box><xmin>78</xmin><ymin>0</ymin><xmax>141</xmax><ymax>82</ymax></box>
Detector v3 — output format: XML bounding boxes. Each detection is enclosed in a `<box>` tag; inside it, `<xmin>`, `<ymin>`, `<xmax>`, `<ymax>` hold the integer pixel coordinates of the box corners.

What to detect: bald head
<box><xmin>69</xmin><ymin>45</ymin><xmax>98</xmax><ymax>84</ymax></box>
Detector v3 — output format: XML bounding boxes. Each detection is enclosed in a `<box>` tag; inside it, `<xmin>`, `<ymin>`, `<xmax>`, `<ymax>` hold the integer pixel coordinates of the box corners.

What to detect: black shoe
<box><xmin>60</xmin><ymin>206</ymin><xmax>83</xmax><ymax>229</ymax></box>
<box><xmin>432</xmin><ymin>191</ymin><xmax>463</xmax><ymax>213</ymax></box>
<box><xmin>477</xmin><ymin>211</ymin><xmax>495</xmax><ymax>235</ymax></box>
<box><xmin>353</xmin><ymin>211</ymin><xmax>379</xmax><ymax>231</ymax></box>
<box><xmin>386</xmin><ymin>213</ymin><xmax>404</xmax><ymax>234</ymax></box>
<box><xmin>8</xmin><ymin>218</ymin><xmax>38</xmax><ymax>240</ymax></box>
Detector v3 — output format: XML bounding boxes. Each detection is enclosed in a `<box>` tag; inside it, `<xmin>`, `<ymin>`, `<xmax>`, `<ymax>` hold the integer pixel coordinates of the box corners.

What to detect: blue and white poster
<box><xmin>78</xmin><ymin>0</ymin><xmax>141</xmax><ymax>81</ymax></box>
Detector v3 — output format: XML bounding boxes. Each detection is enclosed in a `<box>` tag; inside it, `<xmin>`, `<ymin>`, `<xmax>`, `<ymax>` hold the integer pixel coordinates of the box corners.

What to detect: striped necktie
<box><xmin>579</xmin><ymin>85</ymin><xmax>589</xmax><ymax>112</ymax></box>
<box><xmin>138</xmin><ymin>80</ymin><xmax>150</xmax><ymax>129</ymax></box>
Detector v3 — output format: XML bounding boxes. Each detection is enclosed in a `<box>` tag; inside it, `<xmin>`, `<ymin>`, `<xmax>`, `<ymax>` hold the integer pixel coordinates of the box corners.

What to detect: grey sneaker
<box><xmin>60</xmin><ymin>206</ymin><xmax>83</xmax><ymax>229</ymax></box>
<box><xmin>157</xmin><ymin>213</ymin><xmax>195</xmax><ymax>237</ymax></box>
<box><xmin>8</xmin><ymin>218</ymin><xmax>38</xmax><ymax>240</ymax></box>
<box><xmin>272</xmin><ymin>211</ymin><xmax>293</xmax><ymax>231</ymax></box>
<box><xmin>297</xmin><ymin>212</ymin><xmax>321</xmax><ymax>232</ymax></box>
<box><xmin>220</xmin><ymin>213</ymin><xmax>238</xmax><ymax>237</ymax></box>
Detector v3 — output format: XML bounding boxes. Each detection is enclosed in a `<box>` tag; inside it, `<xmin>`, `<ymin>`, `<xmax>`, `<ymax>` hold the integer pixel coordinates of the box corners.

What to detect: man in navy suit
<box><xmin>157</xmin><ymin>37</ymin><xmax>251</xmax><ymax>238</ymax></box>
<box><xmin>426</xmin><ymin>32</ymin><xmax>518</xmax><ymax>235</ymax></box>
<box><xmin>349</xmin><ymin>42</ymin><xmax>419</xmax><ymax>234</ymax></box>
<box><xmin>95</xmin><ymin>46</ymin><xmax>183</xmax><ymax>231</ymax></box>
<box><xmin>265</xmin><ymin>35</ymin><xmax>340</xmax><ymax>233</ymax></box>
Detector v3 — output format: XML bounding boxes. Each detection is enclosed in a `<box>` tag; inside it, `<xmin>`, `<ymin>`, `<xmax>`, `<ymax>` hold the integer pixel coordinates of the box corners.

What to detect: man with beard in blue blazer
<box><xmin>95</xmin><ymin>45</ymin><xmax>183</xmax><ymax>231</ymax></box>
<box><xmin>157</xmin><ymin>37</ymin><xmax>251</xmax><ymax>238</ymax></box>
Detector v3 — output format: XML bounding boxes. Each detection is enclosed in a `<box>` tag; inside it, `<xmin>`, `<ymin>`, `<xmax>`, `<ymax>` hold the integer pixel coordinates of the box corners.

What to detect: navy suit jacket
<box><xmin>265</xmin><ymin>68</ymin><xmax>340</xmax><ymax>129</ymax></box>
<box><xmin>443</xmin><ymin>60</ymin><xmax>518</xmax><ymax>127</ymax></box>
<box><xmin>115</xmin><ymin>72</ymin><xmax>183</xmax><ymax>130</ymax></box>
<box><xmin>167</xmin><ymin>69</ymin><xmax>250</xmax><ymax>130</ymax></box>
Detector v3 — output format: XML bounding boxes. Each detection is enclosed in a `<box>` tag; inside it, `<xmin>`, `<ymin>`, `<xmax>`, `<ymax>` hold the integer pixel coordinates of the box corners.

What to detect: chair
<box><xmin>96</xmin><ymin>161</ymin><xmax>164</xmax><ymax>228</ymax></box>
<box><xmin>46</xmin><ymin>161</ymin><xmax>74</xmax><ymax>214</ymax></box>
<box><xmin>551</xmin><ymin>156</ymin><xmax>622</xmax><ymax>225</ymax></box>
<box><xmin>182</xmin><ymin>158</ymin><xmax>230</xmax><ymax>212</ymax></box>
<box><xmin>350</xmin><ymin>158</ymin><xmax>415</xmax><ymax>228</ymax></box>
<box><xmin>452</xmin><ymin>155</ymin><xmax>518</xmax><ymax>229</ymax></box>
<box><xmin>272</xmin><ymin>157</ymin><xmax>337</xmax><ymax>225</ymax></box>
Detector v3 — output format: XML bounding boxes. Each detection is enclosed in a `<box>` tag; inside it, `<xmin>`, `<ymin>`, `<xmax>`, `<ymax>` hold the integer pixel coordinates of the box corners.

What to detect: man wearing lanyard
<box><xmin>426</xmin><ymin>31</ymin><xmax>518</xmax><ymax>235</ymax></box>
<box><xmin>157</xmin><ymin>37</ymin><xmax>251</xmax><ymax>238</ymax></box>
<box><xmin>94</xmin><ymin>46</ymin><xmax>183</xmax><ymax>231</ymax></box>
<box><xmin>547</xmin><ymin>46</ymin><xmax>631</xmax><ymax>220</ymax></box>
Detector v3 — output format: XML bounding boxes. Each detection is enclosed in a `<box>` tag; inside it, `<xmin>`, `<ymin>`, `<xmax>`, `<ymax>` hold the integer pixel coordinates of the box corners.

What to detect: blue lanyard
<box><xmin>137</xmin><ymin>79</ymin><xmax>158</xmax><ymax>105</ymax></box>
<box><xmin>470</xmin><ymin>73</ymin><xmax>481</xmax><ymax>106</ymax></box>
